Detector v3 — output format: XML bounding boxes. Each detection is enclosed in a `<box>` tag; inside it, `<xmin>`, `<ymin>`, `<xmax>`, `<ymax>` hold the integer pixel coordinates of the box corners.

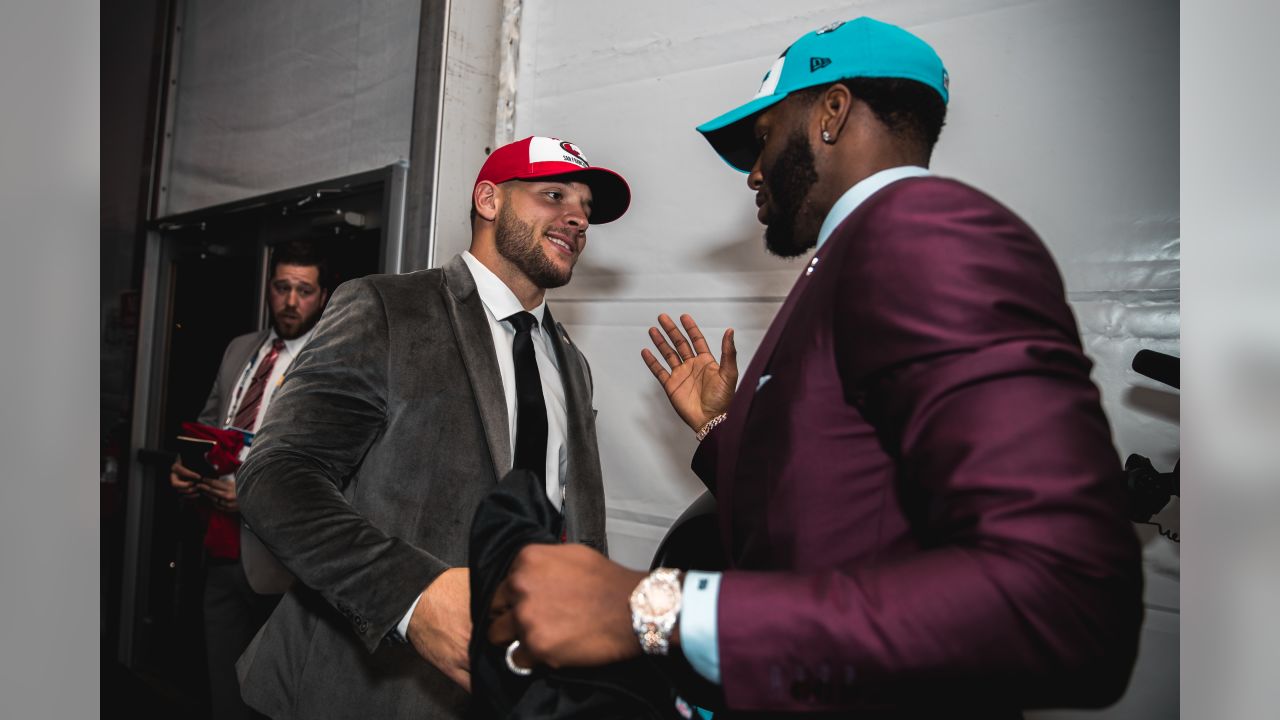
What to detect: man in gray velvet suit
<box><xmin>170</xmin><ymin>240</ymin><xmax>331</xmax><ymax>720</ymax></box>
<box><xmin>234</xmin><ymin>136</ymin><xmax>631</xmax><ymax>719</ymax></box>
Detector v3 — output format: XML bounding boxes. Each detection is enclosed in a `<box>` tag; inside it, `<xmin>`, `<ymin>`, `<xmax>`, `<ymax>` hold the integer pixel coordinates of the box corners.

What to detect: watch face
<box><xmin>638</xmin><ymin>577</ymin><xmax>679</xmax><ymax>619</ymax></box>
<box><xmin>646</xmin><ymin>583</ymin><xmax>678</xmax><ymax>614</ymax></box>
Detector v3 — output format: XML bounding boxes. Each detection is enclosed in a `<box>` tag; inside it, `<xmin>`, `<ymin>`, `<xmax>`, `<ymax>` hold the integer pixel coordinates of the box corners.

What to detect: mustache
<box><xmin>546</xmin><ymin>226</ymin><xmax>583</xmax><ymax>239</ymax></box>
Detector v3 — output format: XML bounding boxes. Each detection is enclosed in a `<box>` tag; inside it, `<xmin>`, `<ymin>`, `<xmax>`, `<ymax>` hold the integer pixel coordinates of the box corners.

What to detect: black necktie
<box><xmin>505</xmin><ymin>311</ymin><xmax>548</xmax><ymax>479</ymax></box>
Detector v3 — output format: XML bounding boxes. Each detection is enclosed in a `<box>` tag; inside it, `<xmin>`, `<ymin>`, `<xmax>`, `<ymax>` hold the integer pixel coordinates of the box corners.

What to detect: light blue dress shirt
<box><xmin>677</xmin><ymin>165</ymin><xmax>931</xmax><ymax>684</ymax></box>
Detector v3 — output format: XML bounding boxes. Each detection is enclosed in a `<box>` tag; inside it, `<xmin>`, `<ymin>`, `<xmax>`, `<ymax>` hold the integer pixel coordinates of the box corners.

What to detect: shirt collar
<box><xmin>815</xmin><ymin>165</ymin><xmax>932</xmax><ymax>250</ymax></box>
<box><xmin>269</xmin><ymin>325</ymin><xmax>316</xmax><ymax>356</ymax></box>
<box><xmin>461</xmin><ymin>251</ymin><xmax>548</xmax><ymax>327</ymax></box>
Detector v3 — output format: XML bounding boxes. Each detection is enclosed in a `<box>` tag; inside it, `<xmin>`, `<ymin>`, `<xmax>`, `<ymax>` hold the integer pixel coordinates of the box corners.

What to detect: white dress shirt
<box><xmin>398</xmin><ymin>251</ymin><xmax>572</xmax><ymax>638</ymax></box>
<box><xmin>679</xmin><ymin>165</ymin><xmax>933</xmax><ymax>684</ymax></box>
<box><xmin>460</xmin><ymin>251</ymin><xmax>570</xmax><ymax>508</ymax></box>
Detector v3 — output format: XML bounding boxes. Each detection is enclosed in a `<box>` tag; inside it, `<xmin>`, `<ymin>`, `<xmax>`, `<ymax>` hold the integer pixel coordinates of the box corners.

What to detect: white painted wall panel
<box><xmin>432</xmin><ymin>0</ymin><xmax>508</xmax><ymax>264</ymax></box>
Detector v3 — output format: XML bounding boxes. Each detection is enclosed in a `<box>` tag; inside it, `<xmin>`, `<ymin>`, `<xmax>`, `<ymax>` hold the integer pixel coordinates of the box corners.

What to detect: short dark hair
<box><xmin>797</xmin><ymin>77</ymin><xmax>947</xmax><ymax>157</ymax></box>
<box><xmin>269</xmin><ymin>240</ymin><xmax>331</xmax><ymax>290</ymax></box>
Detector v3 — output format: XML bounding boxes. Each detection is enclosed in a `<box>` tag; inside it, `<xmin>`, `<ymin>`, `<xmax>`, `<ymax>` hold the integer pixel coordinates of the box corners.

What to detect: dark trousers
<box><xmin>204</xmin><ymin>559</ymin><xmax>280</xmax><ymax>720</ymax></box>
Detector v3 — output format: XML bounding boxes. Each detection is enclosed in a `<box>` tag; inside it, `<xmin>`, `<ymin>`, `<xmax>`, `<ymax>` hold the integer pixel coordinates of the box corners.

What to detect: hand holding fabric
<box><xmin>641</xmin><ymin>313</ymin><xmax>737</xmax><ymax>430</ymax></box>
<box><xmin>487</xmin><ymin>544</ymin><xmax>649</xmax><ymax>669</ymax></box>
<box><xmin>180</xmin><ymin>420</ymin><xmax>247</xmax><ymax>475</ymax></box>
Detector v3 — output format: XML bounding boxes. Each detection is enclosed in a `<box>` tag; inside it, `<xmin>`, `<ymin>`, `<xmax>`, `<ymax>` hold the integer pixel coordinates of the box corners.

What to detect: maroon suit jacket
<box><xmin>690</xmin><ymin>177</ymin><xmax>1143</xmax><ymax>716</ymax></box>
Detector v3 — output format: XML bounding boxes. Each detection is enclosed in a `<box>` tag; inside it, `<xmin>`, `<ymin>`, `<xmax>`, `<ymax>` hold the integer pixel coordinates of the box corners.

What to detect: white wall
<box><xmin>431</xmin><ymin>0</ymin><xmax>507</xmax><ymax>264</ymax></box>
<box><xmin>512</xmin><ymin>1</ymin><xmax>1178</xmax><ymax>717</ymax></box>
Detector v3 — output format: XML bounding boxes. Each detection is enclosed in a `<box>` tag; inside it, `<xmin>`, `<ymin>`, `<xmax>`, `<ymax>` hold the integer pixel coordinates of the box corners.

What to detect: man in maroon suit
<box><xmin>488</xmin><ymin>17</ymin><xmax>1143</xmax><ymax>717</ymax></box>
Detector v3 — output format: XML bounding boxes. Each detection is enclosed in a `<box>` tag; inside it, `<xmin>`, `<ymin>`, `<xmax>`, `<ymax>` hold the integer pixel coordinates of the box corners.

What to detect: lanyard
<box><xmin>223</xmin><ymin>336</ymin><xmax>282</xmax><ymax>429</ymax></box>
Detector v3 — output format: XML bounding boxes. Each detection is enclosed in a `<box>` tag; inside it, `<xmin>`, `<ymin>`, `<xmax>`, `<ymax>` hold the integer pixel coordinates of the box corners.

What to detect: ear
<box><xmin>816</xmin><ymin>82</ymin><xmax>854</xmax><ymax>144</ymax></box>
<box><xmin>473</xmin><ymin>181</ymin><xmax>501</xmax><ymax>223</ymax></box>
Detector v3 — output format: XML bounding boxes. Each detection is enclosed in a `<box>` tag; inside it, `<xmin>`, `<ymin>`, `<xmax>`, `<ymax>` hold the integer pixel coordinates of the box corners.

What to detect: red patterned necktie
<box><xmin>232</xmin><ymin>338</ymin><xmax>286</xmax><ymax>432</ymax></box>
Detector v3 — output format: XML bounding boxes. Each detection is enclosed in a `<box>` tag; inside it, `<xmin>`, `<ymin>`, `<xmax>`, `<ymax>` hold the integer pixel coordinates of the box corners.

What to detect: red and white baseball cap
<box><xmin>475</xmin><ymin>136</ymin><xmax>631</xmax><ymax>224</ymax></box>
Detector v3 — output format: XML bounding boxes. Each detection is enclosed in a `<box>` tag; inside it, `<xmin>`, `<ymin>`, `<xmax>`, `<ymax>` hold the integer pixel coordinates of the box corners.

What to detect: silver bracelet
<box><xmin>695</xmin><ymin>413</ymin><xmax>727</xmax><ymax>442</ymax></box>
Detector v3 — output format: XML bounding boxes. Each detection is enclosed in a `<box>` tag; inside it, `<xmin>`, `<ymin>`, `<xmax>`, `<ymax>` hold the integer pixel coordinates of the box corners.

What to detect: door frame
<box><xmin>117</xmin><ymin>162</ymin><xmax>407</xmax><ymax>667</ymax></box>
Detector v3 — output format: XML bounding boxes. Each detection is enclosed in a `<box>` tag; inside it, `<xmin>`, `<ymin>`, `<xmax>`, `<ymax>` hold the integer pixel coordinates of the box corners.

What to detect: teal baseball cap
<box><xmin>696</xmin><ymin>17</ymin><xmax>949</xmax><ymax>172</ymax></box>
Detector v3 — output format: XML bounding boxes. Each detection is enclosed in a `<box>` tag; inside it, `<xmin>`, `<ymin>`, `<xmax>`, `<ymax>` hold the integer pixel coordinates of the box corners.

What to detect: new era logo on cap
<box><xmin>810</xmin><ymin>57</ymin><xmax>832</xmax><ymax>72</ymax></box>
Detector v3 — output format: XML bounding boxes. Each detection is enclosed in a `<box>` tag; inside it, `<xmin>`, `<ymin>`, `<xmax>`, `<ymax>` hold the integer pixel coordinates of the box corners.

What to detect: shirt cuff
<box><xmin>396</xmin><ymin>592</ymin><xmax>423</xmax><ymax>640</ymax></box>
<box><xmin>680</xmin><ymin>570</ymin><xmax>722</xmax><ymax>684</ymax></box>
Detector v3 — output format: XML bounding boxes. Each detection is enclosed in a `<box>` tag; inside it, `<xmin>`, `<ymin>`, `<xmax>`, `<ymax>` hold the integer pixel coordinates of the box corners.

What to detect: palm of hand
<box><xmin>642</xmin><ymin>313</ymin><xmax>738</xmax><ymax>430</ymax></box>
<box><xmin>663</xmin><ymin>351</ymin><xmax>735</xmax><ymax>428</ymax></box>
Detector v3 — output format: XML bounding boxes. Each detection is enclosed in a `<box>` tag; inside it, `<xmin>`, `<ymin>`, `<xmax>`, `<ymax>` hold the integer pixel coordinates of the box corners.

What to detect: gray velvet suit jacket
<box><xmin>234</xmin><ymin>255</ymin><xmax>607</xmax><ymax>720</ymax></box>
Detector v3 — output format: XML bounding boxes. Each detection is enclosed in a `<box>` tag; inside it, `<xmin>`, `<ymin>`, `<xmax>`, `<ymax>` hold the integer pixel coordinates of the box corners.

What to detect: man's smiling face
<box><xmin>495</xmin><ymin>179</ymin><xmax>593</xmax><ymax>289</ymax></box>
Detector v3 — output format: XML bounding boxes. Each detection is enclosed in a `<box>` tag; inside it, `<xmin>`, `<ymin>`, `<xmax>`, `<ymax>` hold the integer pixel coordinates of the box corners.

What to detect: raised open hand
<box><xmin>641</xmin><ymin>313</ymin><xmax>737</xmax><ymax>431</ymax></box>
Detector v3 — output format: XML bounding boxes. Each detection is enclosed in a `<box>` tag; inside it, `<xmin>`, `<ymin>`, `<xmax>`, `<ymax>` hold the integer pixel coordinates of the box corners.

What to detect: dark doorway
<box><xmin>114</xmin><ymin>165</ymin><xmax>405</xmax><ymax>717</ymax></box>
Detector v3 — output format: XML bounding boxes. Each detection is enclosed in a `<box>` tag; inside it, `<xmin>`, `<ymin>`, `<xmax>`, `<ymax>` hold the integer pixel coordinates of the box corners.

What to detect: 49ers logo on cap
<box><xmin>525</xmin><ymin>136</ymin><xmax>590</xmax><ymax>168</ymax></box>
<box><xmin>556</xmin><ymin>139</ymin><xmax>589</xmax><ymax>168</ymax></box>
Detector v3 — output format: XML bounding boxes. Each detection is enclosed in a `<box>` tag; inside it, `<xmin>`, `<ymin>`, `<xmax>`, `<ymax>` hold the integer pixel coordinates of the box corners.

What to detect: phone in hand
<box><xmin>176</xmin><ymin>435</ymin><xmax>219</xmax><ymax>479</ymax></box>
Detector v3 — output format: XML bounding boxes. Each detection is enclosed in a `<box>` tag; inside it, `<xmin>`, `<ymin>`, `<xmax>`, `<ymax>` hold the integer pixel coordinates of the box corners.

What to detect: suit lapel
<box><xmin>543</xmin><ymin>308</ymin><xmax>606</xmax><ymax>548</ymax></box>
<box><xmin>724</xmin><ymin>183</ymin><xmax>894</xmax><ymax>446</ymax></box>
<box><xmin>440</xmin><ymin>255</ymin><xmax>512</xmax><ymax>479</ymax></box>
<box><xmin>717</xmin><ymin>243</ymin><xmax>832</xmax><ymax>555</ymax></box>
<box><xmin>218</xmin><ymin>329</ymin><xmax>272</xmax><ymax>424</ymax></box>
<box><xmin>716</xmin><ymin>190</ymin><xmax>897</xmax><ymax>555</ymax></box>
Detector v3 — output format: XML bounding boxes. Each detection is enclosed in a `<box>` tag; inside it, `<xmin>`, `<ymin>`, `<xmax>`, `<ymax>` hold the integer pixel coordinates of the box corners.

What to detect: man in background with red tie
<box><xmin>169</xmin><ymin>240</ymin><xmax>330</xmax><ymax>720</ymax></box>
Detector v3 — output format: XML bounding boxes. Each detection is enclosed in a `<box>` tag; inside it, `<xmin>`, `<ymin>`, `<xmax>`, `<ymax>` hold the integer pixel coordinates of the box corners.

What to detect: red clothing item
<box><xmin>182</xmin><ymin>421</ymin><xmax>249</xmax><ymax>558</ymax></box>
<box><xmin>204</xmin><ymin>507</ymin><xmax>241</xmax><ymax>558</ymax></box>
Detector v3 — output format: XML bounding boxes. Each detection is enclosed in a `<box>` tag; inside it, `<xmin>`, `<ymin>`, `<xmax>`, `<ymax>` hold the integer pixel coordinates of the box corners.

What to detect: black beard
<box><xmin>763</xmin><ymin>130</ymin><xmax>820</xmax><ymax>258</ymax></box>
<box><xmin>273</xmin><ymin>309</ymin><xmax>322</xmax><ymax>340</ymax></box>
<box><xmin>495</xmin><ymin>203</ymin><xmax>573</xmax><ymax>289</ymax></box>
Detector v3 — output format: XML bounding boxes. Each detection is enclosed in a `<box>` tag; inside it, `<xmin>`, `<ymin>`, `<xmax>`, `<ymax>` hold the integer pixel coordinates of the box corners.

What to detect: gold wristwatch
<box><xmin>630</xmin><ymin>568</ymin><xmax>682</xmax><ymax>655</ymax></box>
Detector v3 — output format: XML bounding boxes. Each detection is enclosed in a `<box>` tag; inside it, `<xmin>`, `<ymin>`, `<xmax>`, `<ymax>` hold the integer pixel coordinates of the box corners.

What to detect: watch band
<box><xmin>630</xmin><ymin>567</ymin><xmax>683</xmax><ymax>656</ymax></box>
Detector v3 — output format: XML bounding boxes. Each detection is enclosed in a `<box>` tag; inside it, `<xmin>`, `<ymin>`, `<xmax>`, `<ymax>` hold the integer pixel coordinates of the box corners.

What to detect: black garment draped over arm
<box><xmin>468</xmin><ymin>470</ymin><xmax>684</xmax><ymax>720</ymax></box>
